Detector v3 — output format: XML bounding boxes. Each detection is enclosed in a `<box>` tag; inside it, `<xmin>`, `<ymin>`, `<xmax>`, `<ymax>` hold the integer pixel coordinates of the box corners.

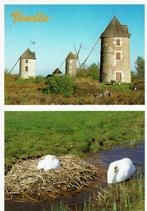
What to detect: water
<box><xmin>5</xmin><ymin>143</ymin><xmax>144</xmax><ymax>211</ymax></box>
<box><xmin>87</xmin><ymin>142</ymin><xmax>144</xmax><ymax>174</ymax></box>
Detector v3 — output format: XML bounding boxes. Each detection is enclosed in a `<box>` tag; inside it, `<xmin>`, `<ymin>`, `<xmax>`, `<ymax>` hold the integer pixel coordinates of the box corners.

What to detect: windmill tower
<box><xmin>19</xmin><ymin>48</ymin><xmax>36</xmax><ymax>79</ymax></box>
<box><xmin>65</xmin><ymin>52</ymin><xmax>77</xmax><ymax>76</ymax></box>
<box><xmin>100</xmin><ymin>16</ymin><xmax>131</xmax><ymax>83</ymax></box>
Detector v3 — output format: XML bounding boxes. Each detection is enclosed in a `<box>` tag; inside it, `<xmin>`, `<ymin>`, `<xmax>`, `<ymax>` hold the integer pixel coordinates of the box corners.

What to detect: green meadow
<box><xmin>5</xmin><ymin>111</ymin><xmax>144</xmax><ymax>169</ymax></box>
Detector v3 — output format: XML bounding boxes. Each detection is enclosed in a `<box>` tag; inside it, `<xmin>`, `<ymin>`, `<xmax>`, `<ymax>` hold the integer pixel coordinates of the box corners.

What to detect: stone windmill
<box><xmin>19</xmin><ymin>48</ymin><xmax>36</xmax><ymax>79</ymax></box>
<box><xmin>100</xmin><ymin>16</ymin><xmax>131</xmax><ymax>83</ymax></box>
<box><xmin>65</xmin><ymin>52</ymin><xmax>77</xmax><ymax>76</ymax></box>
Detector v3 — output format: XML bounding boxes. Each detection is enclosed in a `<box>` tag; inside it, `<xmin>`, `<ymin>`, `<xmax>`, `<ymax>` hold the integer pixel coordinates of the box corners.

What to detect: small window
<box><xmin>25</xmin><ymin>66</ymin><xmax>28</xmax><ymax>71</ymax></box>
<box><xmin>116</xmin><ymin>52</ymin><xmax>121</xmax><ymax>60</ymax></box>
<box><xmin>116</xmin><ymin>39</ymin><xmax>120</xmax><ymax>46</ymax></box>
<box><xmin>26</xmin><ymin>60</ymin><xmax>28</xmax><ymax>63</ymax></box>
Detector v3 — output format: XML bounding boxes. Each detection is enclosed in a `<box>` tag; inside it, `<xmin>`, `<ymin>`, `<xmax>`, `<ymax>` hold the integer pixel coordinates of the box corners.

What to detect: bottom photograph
<box><xmin>5</xmin><ymin>111</ymin><xmax>144</xmax><ymax>211</ymax></box>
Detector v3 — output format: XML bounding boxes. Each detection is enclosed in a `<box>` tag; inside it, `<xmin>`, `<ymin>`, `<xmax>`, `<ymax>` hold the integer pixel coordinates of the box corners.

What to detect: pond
<box><xmin>87</xmin><ymin>142</ymin><xmax>144</xmax><ymax>174</ymax></box>
<box><xmin>5</xmin><ymin>142</ymin><xmax>144</xmax><ymax>211</ymax></box>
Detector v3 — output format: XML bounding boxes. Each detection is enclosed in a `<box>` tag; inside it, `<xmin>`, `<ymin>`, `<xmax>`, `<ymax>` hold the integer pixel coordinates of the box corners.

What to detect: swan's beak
<box><xmin>114</xmin><ymin>166</ymin><xmax>119</xmax><ymax>173</ymax></box>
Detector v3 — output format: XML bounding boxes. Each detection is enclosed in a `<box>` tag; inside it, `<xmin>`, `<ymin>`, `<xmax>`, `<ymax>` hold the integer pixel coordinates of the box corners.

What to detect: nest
<box><xmin>5</xmin><ymin>155</ymin><xmax>105</xmax><ymax>202</ymax></box>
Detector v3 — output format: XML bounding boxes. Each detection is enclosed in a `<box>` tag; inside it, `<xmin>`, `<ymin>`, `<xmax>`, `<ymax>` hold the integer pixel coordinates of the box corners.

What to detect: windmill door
<box><xmin>116</xmin><ymin>72</ymin><xmax>122</xmax><ymax>82</ymax></box>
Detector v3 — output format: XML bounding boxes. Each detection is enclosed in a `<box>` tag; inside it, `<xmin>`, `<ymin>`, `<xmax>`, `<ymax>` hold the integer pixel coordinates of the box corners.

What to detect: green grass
<box><xmin>94</xmin><ymin>172</ymin><xmax>144</xmax><ymax>211</ymax></box>
<box><xmin>98</xmin><ymin>83</ymin><xmax>133</xmax><ymax>93</ymax></box>
<box><xmin>5</xmin><ymin>111</ymin><xmax>144</xmax><ymax>169</ymax></box>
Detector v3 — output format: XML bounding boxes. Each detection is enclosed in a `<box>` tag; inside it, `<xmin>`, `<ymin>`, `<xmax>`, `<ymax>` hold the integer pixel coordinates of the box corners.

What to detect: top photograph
<box><xmin>4</xmin><ymin>4</ymin><xmax>145</xmax><ymax>105</ymax></box>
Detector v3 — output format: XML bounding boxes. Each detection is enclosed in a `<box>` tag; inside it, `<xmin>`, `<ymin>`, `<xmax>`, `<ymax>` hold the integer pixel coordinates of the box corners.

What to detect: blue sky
<box><xmin>5</xmin><ymin>4</ymin><xmax>144</xmax><ymax>76</ymax></box>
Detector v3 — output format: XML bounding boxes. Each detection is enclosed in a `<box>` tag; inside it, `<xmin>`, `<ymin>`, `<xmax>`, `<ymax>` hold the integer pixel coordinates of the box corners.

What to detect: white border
<box><xmin>0</xmin><ymin>3</ymin><xmax>4</xmax><ymax>210</ymax></box>
<box><xmin>1</xmin><ymin>2</ymin><xmax>146</xmax><ymax>211</ymax></box>
<box><xmin>3</xmin><ymin>105</ymin><xmax>146</xmax><ymax>111</ymax></box>
<box><xmin>3</xmin><ymin>0</ymin><xmax>147</xmax><ymax>4</ymax></box>
<box><xmin>145</xmin><ymin>3</ymin><xmax>146</xmax><ymax>211</ymax></box>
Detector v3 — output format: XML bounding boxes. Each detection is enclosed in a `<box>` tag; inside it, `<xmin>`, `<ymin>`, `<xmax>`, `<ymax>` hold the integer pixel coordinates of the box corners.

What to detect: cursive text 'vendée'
<box><xmin>11</xmin><ymin>11</ymin><xmax>49</xmax><ymax>24</ymax></box>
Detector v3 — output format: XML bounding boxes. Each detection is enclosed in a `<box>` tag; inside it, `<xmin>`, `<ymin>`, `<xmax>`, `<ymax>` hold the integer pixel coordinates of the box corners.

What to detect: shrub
<box><xmin>43</xmin><ymin>76</ymin><xmax>75</xmax><ymax>97</ymax></box>
<box><xmin>76</xmin><ymin>68</ymin><xmax>89</xmax><ymax>78</ymax></box>
<box><xmin>77</xmin><ymin>63</ymin><xmax>99</xmax><ymax>80</ymax></box>
<box><xmin>35</xmin><ymin>75</ymin><xmax>45</xmax><ymax>83</ymax></box>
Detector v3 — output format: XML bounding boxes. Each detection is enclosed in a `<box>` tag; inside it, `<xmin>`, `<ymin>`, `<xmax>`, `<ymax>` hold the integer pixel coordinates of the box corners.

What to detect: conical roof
<box><xmin>100</xmin><ymin>16</ymin><xmax>130</xmax><ymax>38</ymax></box>
<box><xmin>66</xmin><ymin>52</ymin><xmax>76</xmax><ymax>60</ymax></box>
<box><xmin>20</xmin><ymin>48</ymin><xmax>36</xmax><ymax>59</ymax></box>
<box><xmin>52</xmin><ymin>68</ymin><xmax>62</xmax><ymax>74</ymax></box>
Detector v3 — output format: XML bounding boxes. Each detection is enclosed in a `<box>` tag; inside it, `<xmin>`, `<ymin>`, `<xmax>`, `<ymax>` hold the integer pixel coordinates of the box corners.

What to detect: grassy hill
<box><xmin>5</xmin><ymin>73</ymin><xmax>144</xmax><ymax>105</ymax></box>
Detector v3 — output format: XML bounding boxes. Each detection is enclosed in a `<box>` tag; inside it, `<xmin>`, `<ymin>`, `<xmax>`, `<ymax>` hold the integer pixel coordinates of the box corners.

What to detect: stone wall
<box><xmin>19</xmin><ymin>59</ymin><xmax>36</xmax><ymax>79</ymax></box>
<box><xmin>100</xmin><ymin>37</ymin><xmax>131</xmax><ymax>83</ymax></box>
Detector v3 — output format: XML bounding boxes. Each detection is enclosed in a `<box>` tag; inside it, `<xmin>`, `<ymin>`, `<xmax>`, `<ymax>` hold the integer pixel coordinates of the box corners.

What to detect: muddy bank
<box><xmin>5</xmin><ymin>142</ymin><xmax>144</xmax><ymax>211</ymax></box>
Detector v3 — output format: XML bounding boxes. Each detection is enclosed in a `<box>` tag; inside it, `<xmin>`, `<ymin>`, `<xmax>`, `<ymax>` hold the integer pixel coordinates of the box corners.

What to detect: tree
<box><xmin>87</xmin><ymin>63</ymin><xmax>100</xmax><ymax>80</ymax></box>
<box><xmin>76</xmin><ymin>63</ymin><xmax>100</xmax><ymax>80</ymax></box>
<box><xmin>135</xmin><ymin>57</ymin><xmax>144</xmax><ymax>78</ymax></box>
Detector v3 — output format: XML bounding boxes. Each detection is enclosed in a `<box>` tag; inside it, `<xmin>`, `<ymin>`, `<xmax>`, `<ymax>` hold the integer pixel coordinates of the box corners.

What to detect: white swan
<box><xmin>107</xmin><ymin>158</ymin><xmax>136</xmax><ymax>184</ymax></box>
<box><xmin>37</xmin><ymin>159</ymin><xmax>46</xmax><ymax>170</ymax></box>
<box><xmin>37</xmin><ymin>155</ymin><xmax>61</xmax><ymax>171</ymax></box>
